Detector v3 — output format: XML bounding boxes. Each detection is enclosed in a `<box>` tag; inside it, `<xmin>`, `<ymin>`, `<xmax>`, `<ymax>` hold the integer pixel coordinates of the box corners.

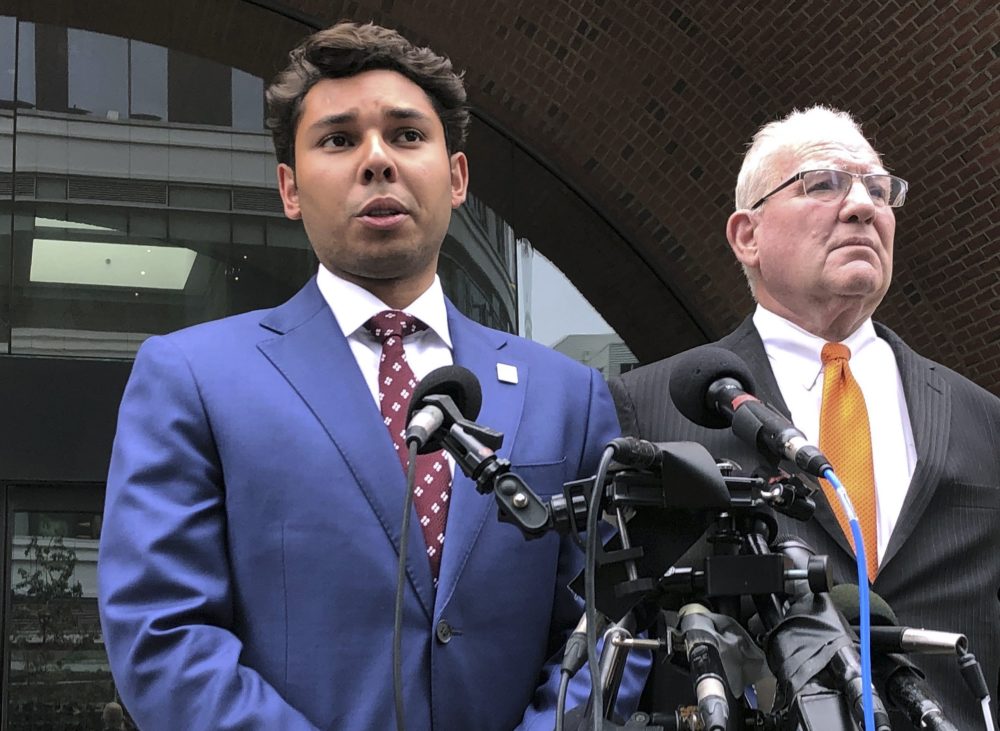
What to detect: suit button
<box><xmin>435</xmin><ymin>620</ymin><xmax>453</xmax><ymax>644</ymax></box>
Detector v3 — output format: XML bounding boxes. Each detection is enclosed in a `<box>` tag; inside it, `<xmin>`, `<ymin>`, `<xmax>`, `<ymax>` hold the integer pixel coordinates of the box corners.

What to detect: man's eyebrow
<box><xmin>304</xmin><ymin>112</ymin><xmax>357</xmax><ymax>134</ymax></box>
<box><xmin>385</xmin><ymin>107</ymin><xmax>432</xmax><ymax>122</ymax></box>
<box><xmin>305</xmin><ymin>108</ymin><xmax>430</xmax><ymax>132</ymax></box>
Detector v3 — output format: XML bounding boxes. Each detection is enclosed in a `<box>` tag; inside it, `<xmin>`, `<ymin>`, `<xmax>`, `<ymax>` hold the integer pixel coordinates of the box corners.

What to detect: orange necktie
<box><xmin>819</xmin><ymin>343</ymin><xmax>878</xmax><ymax>579</ymax></box>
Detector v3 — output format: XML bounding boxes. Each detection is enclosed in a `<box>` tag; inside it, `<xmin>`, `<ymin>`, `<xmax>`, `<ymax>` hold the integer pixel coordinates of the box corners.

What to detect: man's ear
<box><xmin>449</xmin><ymin>152</ymin><xmax>469</xmax><ymax>208</ymax></box>
<box><xmin>277</xmin><ymin>163</ymin><xmax>302</xmax><ymax>220</ymax></box>
<box><xmin>727</xmin><ymin>209</ymin><xmax>759</xmax><ymax>270</ymax></box>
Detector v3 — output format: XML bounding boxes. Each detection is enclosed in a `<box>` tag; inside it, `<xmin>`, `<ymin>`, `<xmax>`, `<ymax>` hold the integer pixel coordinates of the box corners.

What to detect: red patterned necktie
<box><xmin>819</xmin><ymin>342</ymin><xmax>879</xmax><ymax>579</ymax></box>
<box><xmin>364</xmin><ymin>310</ymin><xmax>452</xmax><ymax>584</ymax></box>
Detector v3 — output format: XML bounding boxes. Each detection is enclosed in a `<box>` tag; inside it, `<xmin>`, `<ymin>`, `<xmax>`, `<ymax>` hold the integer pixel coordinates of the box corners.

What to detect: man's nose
<box><xmin>840</xmin><ymin>179</ymin><xmax>877</xmax><ymax>224</ymax></box>
<box><xmin>359</xmin><ymin>135</ymin><xmax>397</xmax><ymax>183</ymax></box>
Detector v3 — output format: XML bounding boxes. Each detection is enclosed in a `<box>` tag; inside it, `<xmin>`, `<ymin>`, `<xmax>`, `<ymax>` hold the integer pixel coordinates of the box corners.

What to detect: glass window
<box><xmin>1</xmin><ymin>18</ymin><xmax>12</xmax><ymax>353</ymax></box>
<box><xmin>68</xmin><ymin>29</ymin><xmax>128</xmax><ymax>119</ymax></box>
<box><xmin>6</xmin><ymin>204</ymin><xmax>314</xmax><ymax>357</ymax></box>
<box><xmin>6</xmin><ymin>486</ymin><xmax>133</xmax><ymax>730</ymax></box>
<box><xmin>231</xmin><ymin>68</ymin><xmax>264</xmax><ymax>131</ymax></box>
<box><xmin>168</xmin><ymin>49</ymin><xmax>231</xmax><ymax>127</ymax></box>
<box><xmin>0</xmin><ymin>209</ymin><xmax>9</xmax><ymax>354</ymax></box>
<box><xmin>33</xmin><ymin>23</ymin><xmax>67</xmax><ymax>114</ymax></box>
<box><xmin>1</xmin><ymin>16</ymin><xmax>14</xmax><ymax>104</ymax></box>
<box><xmin>3</xmin><ymin>10</ymin><xmax>318</xmax><ymax>359</ymax></box>
<box><xmin>129</xmin><ymin>40</ymin><xmax>167</xmax><ymax>121</ymax></box>
<box><xmin>5</xmin><ymin>20</ymin><xmax>36</xmax><ymax>108</ymax></box>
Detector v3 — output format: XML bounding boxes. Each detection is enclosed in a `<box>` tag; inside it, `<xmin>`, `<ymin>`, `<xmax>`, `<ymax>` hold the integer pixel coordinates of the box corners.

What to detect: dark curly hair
<box><xmin>265</xmin><ymin>22</ymin><xmax>470</xmax><ymax>167</ymax></box>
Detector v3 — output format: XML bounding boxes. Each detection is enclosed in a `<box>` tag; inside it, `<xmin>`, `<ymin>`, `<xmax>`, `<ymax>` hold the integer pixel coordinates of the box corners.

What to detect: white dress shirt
<box><xmin>315</xmin><ymin>265</ymin><xmax>454</xmax><ymax>406</ymax></box>
<box><xmin>753</xmin><ymin>306</ymin><xmax>917</xmax><ymax>562</ymax></box>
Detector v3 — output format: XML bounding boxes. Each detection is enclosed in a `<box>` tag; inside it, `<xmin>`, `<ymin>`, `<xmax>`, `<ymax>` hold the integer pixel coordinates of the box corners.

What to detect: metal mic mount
<box><xmin>428</xmin><ymin>405</ymin><xmax>565</xmax><ymax>538</ymax></box>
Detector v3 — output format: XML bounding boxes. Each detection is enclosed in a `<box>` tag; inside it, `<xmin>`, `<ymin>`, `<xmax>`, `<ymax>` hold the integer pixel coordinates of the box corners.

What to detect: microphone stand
<box><xmin>435</xmin><ymin>420</ymin><xmax>883</xmax><ymax>730</ymax></box>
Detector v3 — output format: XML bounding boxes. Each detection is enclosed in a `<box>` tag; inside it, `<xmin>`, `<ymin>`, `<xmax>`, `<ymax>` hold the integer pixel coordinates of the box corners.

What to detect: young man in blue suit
<box><xmin>98</xmin><ymin>21</ymin><xmax>645</xmax><ymax>731</ymax></box>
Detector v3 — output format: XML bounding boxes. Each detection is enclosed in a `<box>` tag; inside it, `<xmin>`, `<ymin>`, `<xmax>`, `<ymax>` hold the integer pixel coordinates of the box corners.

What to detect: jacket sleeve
<box><xmin>515</xmin><ymin>367</ymin><xmax>651</xmax><ymax>730</ymax></box>
<box><xmin>97</xmin><ymin>336</ymin><xmax>321</xmax><ymax>731</ymax></box>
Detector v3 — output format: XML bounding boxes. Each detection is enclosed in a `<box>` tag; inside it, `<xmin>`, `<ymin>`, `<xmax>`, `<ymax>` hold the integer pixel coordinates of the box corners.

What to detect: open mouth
<box><xmin>363</xmin><ymin>207</ymin><xmax>405</xmax><ymax>218</ymax></box>
<box><xmin>357</xmin><ymin>199</ymin><xmax>410</xmax><ymax>229</ymax></box>
<box><xmin>359</xmin><ymin>198</ymin><xmax>408</xmax><ymax>217</ymax></box>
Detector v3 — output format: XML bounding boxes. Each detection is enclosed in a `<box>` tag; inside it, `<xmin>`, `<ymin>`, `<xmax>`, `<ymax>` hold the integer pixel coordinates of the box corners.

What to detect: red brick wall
<box><xmin>291</xmin><ymin>0</ymin><xmax>1000</xmax><ymax>394</ymax></box>
<box><xmin>10</xmin><ymin>0</ymin><xmax>997</xmax><ymax>392</ymax></box>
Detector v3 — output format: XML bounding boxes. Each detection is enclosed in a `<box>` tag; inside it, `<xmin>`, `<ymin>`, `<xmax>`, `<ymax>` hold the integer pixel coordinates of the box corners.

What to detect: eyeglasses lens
<box><xmin>801</xmin><ymin>170</ymin><xmax>905</xmax><ymax>207</ymax></box>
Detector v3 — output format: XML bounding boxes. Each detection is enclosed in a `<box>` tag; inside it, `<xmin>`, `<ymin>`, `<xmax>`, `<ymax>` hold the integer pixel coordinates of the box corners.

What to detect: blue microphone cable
<box><xmin>822</xmin><ymin>467</ymin><xmax>875</xmax><ymax>731</ymax></box>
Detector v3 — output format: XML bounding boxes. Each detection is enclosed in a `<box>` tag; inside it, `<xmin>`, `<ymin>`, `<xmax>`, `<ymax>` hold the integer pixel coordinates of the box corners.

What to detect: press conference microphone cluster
<box><xmin>831</xmin><ymin>585</ymin><xmax>960</xmax><ymax>731</ymax></box>
<box><xmin>772</xmin><ymin>538</ymin><xmax>891</xmax><ymax>731</ymax></box>
<box><xmin>668</xmin><ymin>346</ymin><xmax>831</xmax><ymax>478</ymax></box>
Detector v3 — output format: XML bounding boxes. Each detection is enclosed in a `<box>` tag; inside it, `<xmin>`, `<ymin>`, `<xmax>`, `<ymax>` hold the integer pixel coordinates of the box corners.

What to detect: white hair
<box><xmin>734</xmin><ymin>105</ymin><xmax>883</xmax><ymax>210</ymax></box>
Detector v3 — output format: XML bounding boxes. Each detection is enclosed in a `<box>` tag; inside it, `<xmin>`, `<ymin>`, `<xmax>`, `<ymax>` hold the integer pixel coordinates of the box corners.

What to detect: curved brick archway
<box><xmin>10</xmin><ymin>0</ymin><xmax>998</xmax><ymax>392</ymax></box>
<box><xmin>285</xmin><ymin>0</ymin><xmax>1000</xmax><ymax>393</ymax></box>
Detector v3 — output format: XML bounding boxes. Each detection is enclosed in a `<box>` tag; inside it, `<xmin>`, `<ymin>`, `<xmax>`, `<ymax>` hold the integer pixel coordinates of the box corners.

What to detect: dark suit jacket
<box><xmin>98</xmin><ymin>278</ymin><xmax>646</xmax><ymax>731</ymax></box>
<box><xmin>609</xmin><ymin>315</ymin><xmax>1000</xmax><ymax>728</ymax></box>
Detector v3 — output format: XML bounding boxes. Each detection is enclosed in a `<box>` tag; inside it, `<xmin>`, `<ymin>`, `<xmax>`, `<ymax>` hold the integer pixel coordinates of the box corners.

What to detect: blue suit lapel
<box><xmin>256</xmin><ymin>280</ymin><xmax>435</xmax><ymax>618</ymax></box>
<box><xmin>434</xmin><ymin>302</ymin><xmax>525</xmax><ymax>605</ymax></box>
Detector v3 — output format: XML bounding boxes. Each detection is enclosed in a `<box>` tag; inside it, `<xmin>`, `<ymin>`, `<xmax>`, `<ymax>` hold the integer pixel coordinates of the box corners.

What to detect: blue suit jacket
<box><xmin>98</xmin><ymin>279</ymin><xmax>645</xmax><ymax>730</ymax></box>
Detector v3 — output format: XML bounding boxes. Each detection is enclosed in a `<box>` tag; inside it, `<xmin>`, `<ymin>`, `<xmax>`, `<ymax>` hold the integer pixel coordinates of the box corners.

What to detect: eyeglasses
<box><xmin>749</xmin><ymin>168</ymin><xmax>909</xmax><ymax>210</ymax></box>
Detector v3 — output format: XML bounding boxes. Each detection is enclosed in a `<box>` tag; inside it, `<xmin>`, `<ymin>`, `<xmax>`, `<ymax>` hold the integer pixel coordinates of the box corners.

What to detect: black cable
<box><xmin>958</xmin><ymin>651</ymin><xmax>990</xmax><ymax>701</ymax></box>
<box><xmin>586</xmin><ymin>445</ymin><xmax>616</xmax><ymax>731</ymax></box>
<box><xmin>392</xmin><ymin>442</ymin><xmax>419</xmax><ymax>731</ymax></box>
<box><xmin>556</xmin><ymin>669</ymin><xmax>571</xmax><ymax>731</ymax></box>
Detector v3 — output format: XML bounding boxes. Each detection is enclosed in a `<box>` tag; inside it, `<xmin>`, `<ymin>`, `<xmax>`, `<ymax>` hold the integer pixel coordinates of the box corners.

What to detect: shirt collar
<box><xmin>315</xmin><ymin>264</ymin><xmax>453</xmax><ymax>348</ymax></box>
<box><xmin>753</xmin><ymin>304</ymin><xmax>877</xmax><ymax>390</ymax></box>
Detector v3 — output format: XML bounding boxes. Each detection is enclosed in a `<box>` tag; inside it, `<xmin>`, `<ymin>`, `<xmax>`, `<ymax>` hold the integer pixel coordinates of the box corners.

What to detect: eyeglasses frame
<box><xmin>749</xmin><ymin>168</ymin><xmax>909</xmax><ymax>210</ymax></box>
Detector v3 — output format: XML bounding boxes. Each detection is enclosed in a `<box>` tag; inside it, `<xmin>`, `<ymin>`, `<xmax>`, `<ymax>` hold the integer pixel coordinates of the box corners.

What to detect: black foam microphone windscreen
<box><xmin>668</xmin><ymin>346</ymin><xmax>760</xmax><ymax>428</ymax></box>
<box><xmin>829</xmin><ymin>583</ymin><xmax>899</xmax><ymax>626</ymax></box>
<box><xmin>406</xmin><ymin>364</ymin><xmax>483</xmax><ymax>423</ymax></box>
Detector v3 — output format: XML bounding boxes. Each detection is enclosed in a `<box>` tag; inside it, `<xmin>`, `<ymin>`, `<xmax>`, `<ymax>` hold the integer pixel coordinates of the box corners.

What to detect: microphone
<box><xmin>883</xmin><ymin>667</ymin><xmax>959</xmax><ymax>731</ymax></box>
<box><xmin>826</xmin><ymin>646</ymin><xmax>892</xmax><ymax>731</ymax></box>
<box><xmin>404</xmin><ymin>365</ymin><xmax>482</xmax><ymax>453</ymax></box>
<box><xmin>668</xmin><ymin>346</ymin><xmax>831</xmax><ymax>477</ymax></box>
<box><xmin>678</xmin><ymin>604</ymin><xmax>730</xmax><ymax>731</ymax></box>
<box><xmin>831</xmin><ymin>585</ymin><xmax>959</xmax><ymax>730</ymax></box>
<box><xmin>772</xmin><ymin>542</ymin><xmax>890</xmax><ymax>730</ymax></box>
<box><xmin>829</xmin><ymin>584</ymin><xmax>968</xmax><ymax>655</ymax></box>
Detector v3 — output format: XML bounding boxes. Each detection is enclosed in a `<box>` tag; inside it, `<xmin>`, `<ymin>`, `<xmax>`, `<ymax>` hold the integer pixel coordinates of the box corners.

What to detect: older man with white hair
<box><xmin>611</xmin><ymin>105</ymin><xmax>1000</xmax><ymax>728</ymax></box>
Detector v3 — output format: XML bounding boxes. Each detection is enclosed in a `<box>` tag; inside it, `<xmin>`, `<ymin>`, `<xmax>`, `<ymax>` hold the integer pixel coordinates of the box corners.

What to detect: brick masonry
<box><xmin>303</xmin><ymin>0</ymin><xmax>999</xmax><ymax>395</ymax></box>
<box><xmin>9</xmin><ymin>0</ymin><xmax>998</xmax><ymax>394</ymax></box>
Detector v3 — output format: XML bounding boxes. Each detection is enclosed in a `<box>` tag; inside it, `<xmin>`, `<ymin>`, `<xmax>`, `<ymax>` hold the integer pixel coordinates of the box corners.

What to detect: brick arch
<box><xmin>16</xmin><ymin>0</ymin><xmax>995</xmax><ymax>391</ymax></box>
<box><xmin>285</xmin><ymin>0</ymin><xmax>1000</xmax><ymax>394</ymax></box>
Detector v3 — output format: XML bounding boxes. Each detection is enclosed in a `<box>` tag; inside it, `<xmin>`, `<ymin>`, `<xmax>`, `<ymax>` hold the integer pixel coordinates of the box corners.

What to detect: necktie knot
<box><xmin>821</xmin><ymin>342</ymin><xmax>851</xmax><ymax>365</ymax></box>
<box><xmin>364</xmin><ymin>309</ymin><xmax>427</xmax><ymax>343</ymax></box>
